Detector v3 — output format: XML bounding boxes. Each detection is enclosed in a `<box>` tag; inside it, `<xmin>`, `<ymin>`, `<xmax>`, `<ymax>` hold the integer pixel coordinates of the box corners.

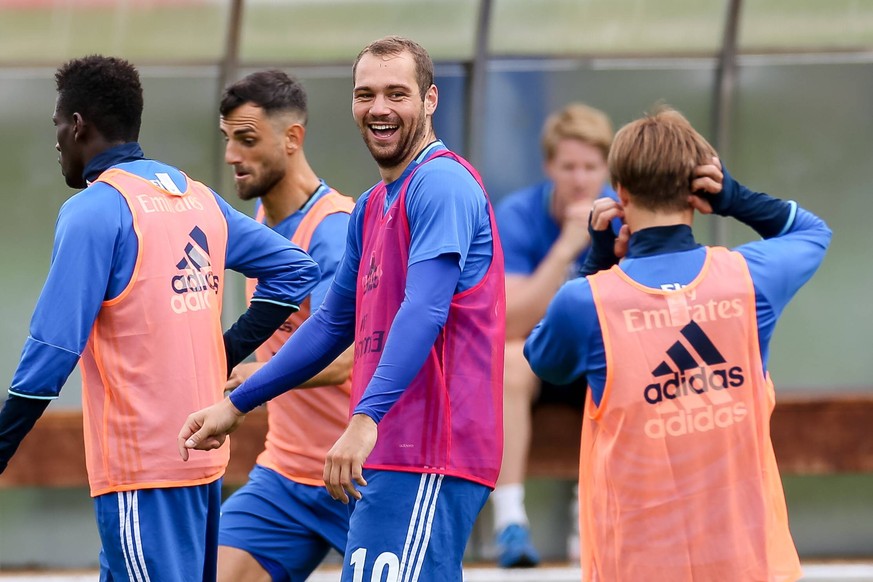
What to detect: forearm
<box><xmin>223</xmin><ymin>301</ymin><xmax>296</xmax><ymax>372</ymax></box>
<box><xmin>353</xmin><ymin>256</ymin><xmax>460</xmax><ymax>423</ymax></box>
<box><xmin>505</xmin><ymin>245</ymin><xmax>577</xmax><ymax>339</ymax></box>
<box><xmin>229</xmin><ymin>285</ymin><xmax>355</xmax><ymax>412</ymax></box>
<box><xmin>0</xmin><ymin>395</ymin><xmax>51</xmax><ymax>474</ymax></box>
<box><xmin>297</xmin><ymin>347</ymin><xmax>353</xmax><ymax>388</ymax></box>
<box><xmin>713</xmin><ymin>167</ymin><xmax>794</xmax><ymax>238</ymax></box>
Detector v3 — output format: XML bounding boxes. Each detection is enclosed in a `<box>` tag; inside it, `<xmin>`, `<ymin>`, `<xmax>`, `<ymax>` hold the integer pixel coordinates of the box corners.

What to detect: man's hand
<box><xmin>323</xmin><ymin>414</ymin><xmax>378</xmax><ymax>503</ymax></box>
<box><xmin>225</xmin><ymin>362</ymin><xmax>263</xmax><ymax>394</ymax></box>
<box><xmin>177</xmin><ymin>398</ymin><xmax>246</xmax><ymax>461</ymax></box>
<box><xmin>589</xmin><ymin>197</ymin><xmax>630</xmax><ymax>260</ymax></box>
<box><xmin>554</xmin><ymin>200</ymin><xmax>594</xmax><ymax>259</ymax></box>
<box><xmin>689</xmin><ymin>156</ymin><xmax>724</xmax><ymax>214</ymax></box>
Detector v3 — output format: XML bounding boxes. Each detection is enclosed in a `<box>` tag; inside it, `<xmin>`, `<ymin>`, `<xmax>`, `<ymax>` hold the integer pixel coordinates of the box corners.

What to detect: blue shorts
<box><xmin>94</xmin><ymin>480</ymin><xmax>222</xmax><ymax>582</ymax></box>
<box><xmin>219</xmin><ymin>464</ymin><xmax>352</xmax><ymax>581</ymax></box>
<box><xmin>343</xmin><ymin>470</ymin><xmax>490</xmax><ymax>582</ymax></box>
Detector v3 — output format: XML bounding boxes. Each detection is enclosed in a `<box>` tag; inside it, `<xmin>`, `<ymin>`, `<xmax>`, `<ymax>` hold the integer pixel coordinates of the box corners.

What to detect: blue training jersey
<box><xmin>10</xmin><ymin>142</ymin><xmax>319</xmax><ymax>400</ymax></box>
<box><xmin>495</xmin><ymin>180</ymin><xmax>619</xmax><ymax>276</ymax></box>
<box><xmin>525</xmin><ymin>207</ymin><xmax>831</xmax><ymax>407</ymax></box>
<box><xmin>254</xmin><ymin>181</ymin><xmax>349</xmax><ymax>310</ymax></box>
<box><xmin>231</xmin><ymin>142</ymin><xmax>496</xmax><ymax>421</ymax></box>
<box><xmin>332</xmin><ymin>140</ymin><xmax>493</xmax><ymax>295</ymax></box>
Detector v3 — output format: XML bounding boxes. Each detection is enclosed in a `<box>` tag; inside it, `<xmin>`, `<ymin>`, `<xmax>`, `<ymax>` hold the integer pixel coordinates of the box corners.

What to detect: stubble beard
<box><xmin>364</xmin><ymin>106</ymin><xmax>428</xmax><ymax>171</ymax></box>
<box><xmin>236</xmin><ymin>164</ymin><xmax>286</xmax><ymax>201</ymax></box>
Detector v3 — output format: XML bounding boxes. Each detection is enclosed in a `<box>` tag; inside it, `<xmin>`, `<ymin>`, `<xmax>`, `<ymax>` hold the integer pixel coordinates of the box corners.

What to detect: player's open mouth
<box><xmin>369</xmin><ymin>123</ymin><xmax>398</xmax><ymax>139</ymax></box>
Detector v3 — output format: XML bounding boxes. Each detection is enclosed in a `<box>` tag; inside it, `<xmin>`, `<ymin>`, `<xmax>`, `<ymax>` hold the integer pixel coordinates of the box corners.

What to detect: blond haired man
<box><xmin>492</xmin><ymin>103</ymin><xmax>616</xmax><ymax>567</ymax></box>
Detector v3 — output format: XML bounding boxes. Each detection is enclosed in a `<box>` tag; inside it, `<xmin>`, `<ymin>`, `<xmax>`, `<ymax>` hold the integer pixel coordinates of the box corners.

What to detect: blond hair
<box><xmin>541</xmin><ymin>103</ymin><xmax>613</xmax><ymax>161</ymax></box>
<box><xmin>608</xmin><ymin>106</ymin><xmax>717</xmax><ymax>212</ymax></box>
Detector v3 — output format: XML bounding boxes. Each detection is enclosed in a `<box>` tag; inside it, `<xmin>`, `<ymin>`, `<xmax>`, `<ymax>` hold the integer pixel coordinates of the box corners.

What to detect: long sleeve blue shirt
<box><xmin>230</xmin><ymin>142</ymin><xmax>494</xmax><ymax>422</ymax></box>
<box><xmin>525</xmin><ymin>175</ymin><xmax>832</xmax><ymax>407</ymax></box>
<box><xmin>10</xmin><ymin>143</ymin><xmax>320</xmax><ymax>400</ymax></box>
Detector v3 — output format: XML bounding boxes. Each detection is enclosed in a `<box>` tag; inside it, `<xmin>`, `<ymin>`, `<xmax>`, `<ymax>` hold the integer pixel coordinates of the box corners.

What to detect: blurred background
<box><xmin>0</xmin><ymin>0</ymin><xmax>871</xmax><ymax>571</ymax></box>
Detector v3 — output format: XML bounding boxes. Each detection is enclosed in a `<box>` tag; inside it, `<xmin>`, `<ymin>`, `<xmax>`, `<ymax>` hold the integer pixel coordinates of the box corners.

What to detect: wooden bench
<box><xmin>2</xmin><ymin>391</ymin><xmax>872</xmax><ymax>488</ymax></box>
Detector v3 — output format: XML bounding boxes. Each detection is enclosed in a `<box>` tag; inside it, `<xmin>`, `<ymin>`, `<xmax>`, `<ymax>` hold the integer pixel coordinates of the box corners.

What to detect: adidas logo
<box><xmin>362</xmin><ymin>253</ymin><xmax>382</xmax><ymax>293</ymax></box>
<box><xmin>642</xmin><ymin>320</ymin><xmax>748</xmax><ymax>439</ymax></box>
<box><xmin>170</xmin><ymin>226</ymin><xmax>220</xmax><ymax>314</ymax></box>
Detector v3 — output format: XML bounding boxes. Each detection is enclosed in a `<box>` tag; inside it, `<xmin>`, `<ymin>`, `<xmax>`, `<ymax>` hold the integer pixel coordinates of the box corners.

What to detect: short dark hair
<box><xmin>55</xmin><ymin>55</ymin><xmax>143</xmax><ymax>142</ymax></box>
<box><xmin>353</xmin><ymin>36</ymin><xmax>434</xmax><ymax>99</ymax></box>
<box><xmin>219</xmin><ymin>70</ymin><xmax>308</xmax><ymax>123</ymax></box>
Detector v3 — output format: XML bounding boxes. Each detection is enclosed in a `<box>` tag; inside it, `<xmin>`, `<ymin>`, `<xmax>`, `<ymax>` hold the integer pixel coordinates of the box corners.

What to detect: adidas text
<box><xmin>645</xmin><ymin>402</ymin><xmax>749</xmax><ymax>439</ymax></box>
<box><xmin>644</xmin><ymin>365</ymin><xmax>744</xmax><ymax>404</ymax></box>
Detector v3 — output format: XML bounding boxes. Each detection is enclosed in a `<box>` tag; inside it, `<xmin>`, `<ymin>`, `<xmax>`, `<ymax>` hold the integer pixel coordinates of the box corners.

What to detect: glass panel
<box><xmin>0</xmin><ymin>1</ymin><xmax>229</xmax><ymax>64</ymax></box>
<box><xmin>728</xmin><ymin>60</ymin><xmax>873</xmax><ymax>389</ymax></box>
<box><xmin>491</xmin><ymin>0</ymin><xmax>728</xmax><ymax>56</ymax></box>
<box><xmin>740</xmin><ymin>0</ymin><xmax>873</xmax><ymax>51</ymax></box>
<box><xmin>480</xmin><ymin>63</ymin><xmax>717</xmax><ymax>203</ymax></box>
<box><xmin>238</xmin><ymin>0</ymin><xmax>479</xmax><ymax>63</ymax></box>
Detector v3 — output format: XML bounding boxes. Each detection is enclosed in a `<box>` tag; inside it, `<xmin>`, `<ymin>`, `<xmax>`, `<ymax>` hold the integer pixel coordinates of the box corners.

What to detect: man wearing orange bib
<box><xmin>215</xmin><ymin>70</ymin><xmax>356</xmax><ymax>582</ymax></box>
<box><xmin>0</xmin><ymin>56</ymin><xmax>320</xmax><ymax>582</ymax></box>
<box><xmin>525</xmin><ymin>106</ymin><xmax>831</xmax><ymax>581</ymax></box>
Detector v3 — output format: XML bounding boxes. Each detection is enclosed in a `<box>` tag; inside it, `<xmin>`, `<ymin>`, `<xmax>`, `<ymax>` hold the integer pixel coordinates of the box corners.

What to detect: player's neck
<box><xmin>378</xmin><ymin>129</ymin><xmax>438</xmax><ymax>184</ymax></box>
<box><xmin>626</xmin><ymin>206</ymin><xmax>693</xmax><ymax>232</ymax></box>
<box><xmin>261</xmin><ymin>158</ymin><xmax>321</xmax><ymax>227</ymax></box>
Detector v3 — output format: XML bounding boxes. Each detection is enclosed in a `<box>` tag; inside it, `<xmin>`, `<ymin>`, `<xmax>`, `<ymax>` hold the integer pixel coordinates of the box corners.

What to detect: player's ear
<box><xmin>616</xmin><ymin>184</ymin><xmax>631</xmax><ymax>206</ymax></box>
<box><xmin>424</xmin><ymin>84</ymin><xmax>437</xmax><ymax>116</ymax></box>
<box><xmin>285</xmin><ymin>123</ymin><xmax>305</xmax><ymax>154</ymax></box>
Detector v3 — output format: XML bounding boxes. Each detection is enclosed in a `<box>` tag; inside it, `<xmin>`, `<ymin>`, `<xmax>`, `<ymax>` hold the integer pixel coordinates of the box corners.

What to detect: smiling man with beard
<box><xmin>180</xmin><ymin>36</ymin><xmax>505</xmax><ymax>582</ymax></box>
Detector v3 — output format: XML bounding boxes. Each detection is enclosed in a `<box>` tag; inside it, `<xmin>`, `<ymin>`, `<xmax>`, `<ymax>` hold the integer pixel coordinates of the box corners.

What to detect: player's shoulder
<box><xmin>411</xmin><ymin>153</ymin><xmax>481</xmax><ymax>189</ymax></box>
<box><xmin>557</xmin><ymin>276</ymin><xmax>596</xmax><ymax>310</ymax></box>
<box><xmin>62</xmin><ymin>180</ymin><xmax>126</xmax><ymax>220</ymax></box>
<box><xmin>407</xmin><ymin>156</ymin><xmax>485</xmax><ymax>212</ymax></box>
<box><xmin>496</xmin><ymin>181</ymin><xmax>548</xmax><ymax>215</ymax></box>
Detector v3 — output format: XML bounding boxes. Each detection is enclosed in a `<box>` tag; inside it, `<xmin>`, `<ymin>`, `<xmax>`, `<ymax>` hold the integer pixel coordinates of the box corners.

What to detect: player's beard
<box><xmin>236</xmin><ymin>163</ymin><xmax>286</xmax><ymax>201</ymax></box>
<box><xmin>364</xmin><ymin>105</ymin><xmax>428</xmax><ymax>171</ymax></box>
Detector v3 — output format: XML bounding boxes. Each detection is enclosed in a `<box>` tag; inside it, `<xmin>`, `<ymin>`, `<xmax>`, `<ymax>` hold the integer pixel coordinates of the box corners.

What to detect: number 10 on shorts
<box><xmin>350</xmin><ymin>547</ymin><xmax>401</xmax><ymax>582</ymax></box>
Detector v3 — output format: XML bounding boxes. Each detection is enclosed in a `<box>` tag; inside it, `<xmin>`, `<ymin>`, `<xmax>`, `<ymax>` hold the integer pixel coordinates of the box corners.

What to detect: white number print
<box><xmin>350</xmin><ymin>547</ymin><xmax>401</xmax><ymax>582</ymax></box>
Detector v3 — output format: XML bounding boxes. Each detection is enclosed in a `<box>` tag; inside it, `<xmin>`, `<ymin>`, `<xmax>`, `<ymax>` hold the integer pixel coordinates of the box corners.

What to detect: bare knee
<box><xmin>218</xmin><ymin>545</ymin><xmax>272</xmax><ymax>582</ymax></box>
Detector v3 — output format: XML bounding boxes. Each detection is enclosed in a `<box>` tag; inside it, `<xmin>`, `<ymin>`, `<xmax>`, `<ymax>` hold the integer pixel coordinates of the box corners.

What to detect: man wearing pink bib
<box><xmin>525</xmin><ymin>106</ymin><xmax>831</xmax><ymax>581</ymax></box>
<box><xmin>180</xmin><ymin>37</ymin><xmax>505</xmax><ymax>582</ymax></box>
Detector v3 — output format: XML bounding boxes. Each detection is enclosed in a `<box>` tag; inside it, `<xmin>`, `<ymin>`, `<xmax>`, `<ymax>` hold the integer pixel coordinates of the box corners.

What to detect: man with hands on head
<box><xmin>180</xmin><ymin>36</ymin><xmax>505</xmax><ymax>582</ymax></box>
<box><xmin>525</xmin><ymin>106</ymin><xmax>830</xmax><ymax>580</ymax></box>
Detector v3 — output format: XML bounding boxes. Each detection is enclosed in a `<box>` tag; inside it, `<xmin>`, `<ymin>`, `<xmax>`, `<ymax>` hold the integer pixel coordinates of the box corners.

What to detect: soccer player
<box><xmin>492</xmin><ymin>103</ymin><xmax>616</xmax><ymax>567</ymax></box>
<box><xmin>179</xmin><ymin>36</ymin><xmax>504</xmax><ymax>582</ymax></box>
<box><xmin>0</xmin><ymin>56</ymin><xmax>320</xmax><ymax>581</ymax></box>
<box><xmin>525</xmin><ymin>106</ymin><xmax>831</xmax><ymax>580</ymax></box>
<box><xmin>216</xmin><ymin>70</ymin><xmax>355</xmax><ymax>582</ymax></box>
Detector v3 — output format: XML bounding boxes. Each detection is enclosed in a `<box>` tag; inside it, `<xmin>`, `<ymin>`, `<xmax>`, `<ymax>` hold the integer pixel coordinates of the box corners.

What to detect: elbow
<box><xmin>821</xmin><ymin>223</ymin><xmax>833</xmax><ymax>250</ymax></box>
<box><xmin>289</xmin><ymin>260</ymin><xmax>321</xmax><ymax>302</ymax></box>
<box><xmin>302</xmin><ymin>260</ymin><xmax>322</xmax><ymax>291</ymax></box>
